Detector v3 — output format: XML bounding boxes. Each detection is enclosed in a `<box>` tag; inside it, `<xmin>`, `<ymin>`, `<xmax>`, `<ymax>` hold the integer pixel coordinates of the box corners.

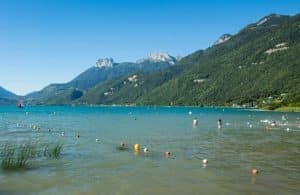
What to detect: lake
<box><xmin>0</xmin><ymin>106</ymin><xmax>299</xmax><ymax>194</ymax></box>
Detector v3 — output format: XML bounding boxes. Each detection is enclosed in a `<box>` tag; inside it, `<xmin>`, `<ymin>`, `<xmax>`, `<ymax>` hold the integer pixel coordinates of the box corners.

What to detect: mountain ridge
<box><xmin>75</xmin><ymin>13</ymin><xmax>300</xmax><ymax>110</ymax></box>
<box><xmin>25</xmin><ymin>52</ymin><xmax>177</xmax><ymax>105</ymax></box>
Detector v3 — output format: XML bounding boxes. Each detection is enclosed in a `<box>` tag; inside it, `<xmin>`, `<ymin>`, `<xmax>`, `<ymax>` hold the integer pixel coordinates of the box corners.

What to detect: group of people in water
<box><xmin>29</xmin><ymin>112</ymin><xmax>295</xmax><ymax>178</ymax></box>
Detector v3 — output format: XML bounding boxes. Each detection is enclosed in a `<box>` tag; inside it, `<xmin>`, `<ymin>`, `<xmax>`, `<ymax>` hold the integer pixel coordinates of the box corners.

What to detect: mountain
<box><xmin>25</xmin><ymin>52</ymin><xmax>177</xmax><ymax>104</ymax></box>
<box><xmin>213</xmin><ymin>34</ymin><xmax>232</xmax><ymax>45</ymax></box>
<box><xmin>77</xmin><ymin>13</ymin><xmax>300</xmax><ymax>110</ymax></box>
<box><xmin>0</xmin><ymin>86</ymin><xmax>18</xmax><ymax>105</ymax></box>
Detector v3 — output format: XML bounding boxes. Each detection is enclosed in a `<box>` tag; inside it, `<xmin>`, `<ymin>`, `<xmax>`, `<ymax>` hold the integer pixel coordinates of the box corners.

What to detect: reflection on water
<box><xmin>0</xmin><ymin>106</ymin><xmax>299</xmax><ymax>194</ymax></box>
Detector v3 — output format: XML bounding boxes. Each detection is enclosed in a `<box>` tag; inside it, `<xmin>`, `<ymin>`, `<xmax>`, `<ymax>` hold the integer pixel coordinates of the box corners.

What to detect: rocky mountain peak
<box><xmin>95</xmin><ymin>58</ymin><xmax>114</xmax><ymax>68</ymax></box>
<box><xmin>137</xmin><ymin>52</ymin><xmax>177</xmax><ymax>65</ymax></box>
<box><xmin>213</xmin><ymin>34</ymin><xmax>232</xmax><ymax>45</ymax></box>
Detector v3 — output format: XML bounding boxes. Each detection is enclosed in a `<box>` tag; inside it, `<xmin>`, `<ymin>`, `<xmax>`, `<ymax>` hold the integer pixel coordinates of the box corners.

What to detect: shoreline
<box><xmin>1</xmin><ymin>104</ymin><xmax>299</xmax><ymax>112</ymax></box>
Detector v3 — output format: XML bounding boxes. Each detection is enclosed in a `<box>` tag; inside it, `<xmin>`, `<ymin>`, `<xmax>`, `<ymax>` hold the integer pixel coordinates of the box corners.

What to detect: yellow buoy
<box><xmin>134</xmin><ymin>144</ymin><xmax>140</xmax><ymax>151</ymax></box>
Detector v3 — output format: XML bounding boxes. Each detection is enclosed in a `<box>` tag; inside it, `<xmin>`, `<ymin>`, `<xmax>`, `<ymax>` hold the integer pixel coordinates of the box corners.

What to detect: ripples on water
<box><xmin>0</xmin><ymin>106</ymin><xmax>299</xmax><ymax>194</ymax></box>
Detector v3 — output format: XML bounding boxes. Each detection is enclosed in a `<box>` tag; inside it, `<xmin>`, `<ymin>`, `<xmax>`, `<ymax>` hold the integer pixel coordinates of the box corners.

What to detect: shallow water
<box><xmin>0</xmin><ymin>106</ymin><xmax>299</xmax><ymax>194</ymax></box>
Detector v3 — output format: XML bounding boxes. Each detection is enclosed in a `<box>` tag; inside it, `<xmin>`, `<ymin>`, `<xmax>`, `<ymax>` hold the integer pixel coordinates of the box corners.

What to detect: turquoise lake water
<box><xmin>0</xmin><ymin>106</ymin><xmax>299</xmax><ymax>194</ymax></box>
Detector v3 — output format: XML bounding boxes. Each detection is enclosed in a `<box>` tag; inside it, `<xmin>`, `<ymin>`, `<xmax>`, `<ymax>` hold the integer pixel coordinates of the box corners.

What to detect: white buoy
<box><xmin>286</xmin><ymin>128</ymin><xmax>290</xmax><ymax>132</ymax></box>
<box><xmin>249</xmin><ymin>124</ymin><xmax>253</xmax><ymax>128</ymax></box>
<box><xmin>193</xmin><ymin>119</ymin><xmax>198</xmax><ymax>126</ymax></box>
<box><xmin>189</xmin><ymin>111</ymin><xmax>192</xmax><ymax>115</ymax></box>
<box><xmin>202</xmin><ymin>159</ymin><xmax>208</xmax><ymax>164</ymax></box>
<box><xmin>143</xmin><ymin>148</ymin><xmax>149</xmax><ymax>153</ymax></box>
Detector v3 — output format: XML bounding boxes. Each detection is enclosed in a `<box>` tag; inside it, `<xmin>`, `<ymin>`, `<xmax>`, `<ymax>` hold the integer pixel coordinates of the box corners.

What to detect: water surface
<box><xmin>0</xmin><ymin>106</ymin><xmax>299</xmax><ymax>194</ymax></box>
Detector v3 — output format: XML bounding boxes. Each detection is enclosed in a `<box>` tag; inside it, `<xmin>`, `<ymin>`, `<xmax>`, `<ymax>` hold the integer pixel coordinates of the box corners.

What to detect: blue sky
<box><xmin>0</xmin><ymin>0</ymin><xmax>299</xmax><ymax>95</ymax></box>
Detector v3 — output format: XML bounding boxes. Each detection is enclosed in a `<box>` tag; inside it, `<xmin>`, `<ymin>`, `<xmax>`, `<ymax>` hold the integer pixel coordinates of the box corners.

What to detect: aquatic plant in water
<box><xmin>44</xmin><ymin>143</ymin><xmax>63</xmax><ymax>159</ymax></box>
<box><xmin>0</xmin><ymin>143</ymin><xmax>37</xmax><ymax>170</ymax></box>
<box><xmin>0</xmin><ymin>142</ymin><xmax>63</xmax><ymax>170</ymax></box>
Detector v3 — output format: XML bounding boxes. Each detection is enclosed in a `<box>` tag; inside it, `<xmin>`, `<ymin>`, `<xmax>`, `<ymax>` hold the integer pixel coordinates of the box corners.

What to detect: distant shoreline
<box><xmin>2</xmin><ymin>104</ymin><xmax>299</xmax><ymax>112</ymax></box>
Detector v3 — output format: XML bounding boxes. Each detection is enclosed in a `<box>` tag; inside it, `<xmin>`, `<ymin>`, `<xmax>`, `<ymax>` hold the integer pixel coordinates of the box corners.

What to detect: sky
<box><xmin>0</xmin><ymin>0</ymin><xmax>299</xmax><ymax>95</ymax></box>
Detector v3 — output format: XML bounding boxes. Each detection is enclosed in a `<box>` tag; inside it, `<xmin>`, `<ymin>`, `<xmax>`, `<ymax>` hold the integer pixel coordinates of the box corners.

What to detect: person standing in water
<box><xmin>217</xmin><ymin>119</ymin><xmax>222</xmax><ymax>129</ymax></box>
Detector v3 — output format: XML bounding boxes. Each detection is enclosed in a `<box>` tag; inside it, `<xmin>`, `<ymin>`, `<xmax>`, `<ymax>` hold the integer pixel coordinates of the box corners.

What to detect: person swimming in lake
<box><xmin>118</xmin><ymin>142</ymin><xmax>127</xmax><ymax>150</ymax></box>
<box><xmin>17</xmin><ymin>101</ymin><xmax>23</xmax><ymax>108</ymax></box>
<box><xmin>270</xmin><ymin>121</ymin><xmax>276</xmax><ymax>127</ymax></box>
<box><xmin>217</xmin><ymin>119</ymin><xmax>222</xmax><ymax>129</ymax></box>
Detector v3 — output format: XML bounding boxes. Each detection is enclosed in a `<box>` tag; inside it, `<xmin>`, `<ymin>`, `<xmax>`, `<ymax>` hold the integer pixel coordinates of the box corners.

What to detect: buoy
<box><xmin>96</xmin><ymin>138</ymin><xmax>100</xmax><ymax>142</ymax></box>
<box><xmin>286</xmin><ymin>128</ymin><xmax>290</xmax><ymax>132</ymax></box>
<box><xmin>165</xmin><ymin>151</ymin><xmax>171</xmax><ymax>157</ymax></box>
<box><xmin>202</xmin><ymin>159</ymin><xmax>208</xmax><ymax>164</ymax></box>
<box><xmin>134</xmin><ymin>144</ymin><xmax>140</xmax><ymax>151</ymax></box>
<box><xmin>143</xmin><ymin>148</ymin><xmax>149</xmax><ymax>153</ymax></box>
<box><xmin>252</xmin><ymin>168</ymin><xmax>259</xmax><ymax>176</ymax></box>
<box><xmin>193</xmin><ymin>119</ymin><xmax>198</xmax><ymax>126</ymax></box>
<box><xmin>189</xmin><ymin>111</ymin><xmax>192</xmax><ymax>115</ymax></box>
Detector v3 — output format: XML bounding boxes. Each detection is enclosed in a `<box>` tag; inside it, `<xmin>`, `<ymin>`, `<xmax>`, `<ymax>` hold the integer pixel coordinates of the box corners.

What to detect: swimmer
<box><xmin>270</xmin><ymin>121</ymin><xmax>276</xmax><ymax>127</ymax></box>
<box><xmin>251</xmin><ymin>168</ymin><xmax>259</xmax><ymax>176</ymax></box>
<box><xmin>217</xmin><ymin>119</ymin><xmax>222</xmax><ymax>129</ymax></box>
<box><xmin>118</xmin><ymin>142</ymin><xmax>126</xmax><ymax>150</ymax></box>
<box><xmin>165</xmin><ymin>151</ymin><xmax>171</xmax><ymax>158</ymax></box>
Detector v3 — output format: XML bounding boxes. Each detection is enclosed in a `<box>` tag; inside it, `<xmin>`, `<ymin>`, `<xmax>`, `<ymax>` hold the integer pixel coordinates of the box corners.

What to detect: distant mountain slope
<box><xmin>0</xmin><ymin>86</ymin><xmax>17</xmax><ymax>99</ymax></box>
<box><xmin>0</xmin><ymin>86</ymin><xmax>18</xmax><ymax>105</ymax></box>
<box><xmin>78</xmin><ymin>13</ymin><xmax>300</xmax><ymax>109</ymax></box>
<box><xmin>26</xmin><ymin>53</ymin><xmax>177</xmax><ymax>104</ymax></box>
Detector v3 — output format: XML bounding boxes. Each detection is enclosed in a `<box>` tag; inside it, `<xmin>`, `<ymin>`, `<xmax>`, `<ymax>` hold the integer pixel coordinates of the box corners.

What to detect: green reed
<box><xmin>44</xmin><ymin>143</ymin><xmax>63</xmax><ymax>159</ymax></box>
<box><xmin>0</xmin><ymin>142</ymin><xmax>63</xmax><ymax>170</ymax></box>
